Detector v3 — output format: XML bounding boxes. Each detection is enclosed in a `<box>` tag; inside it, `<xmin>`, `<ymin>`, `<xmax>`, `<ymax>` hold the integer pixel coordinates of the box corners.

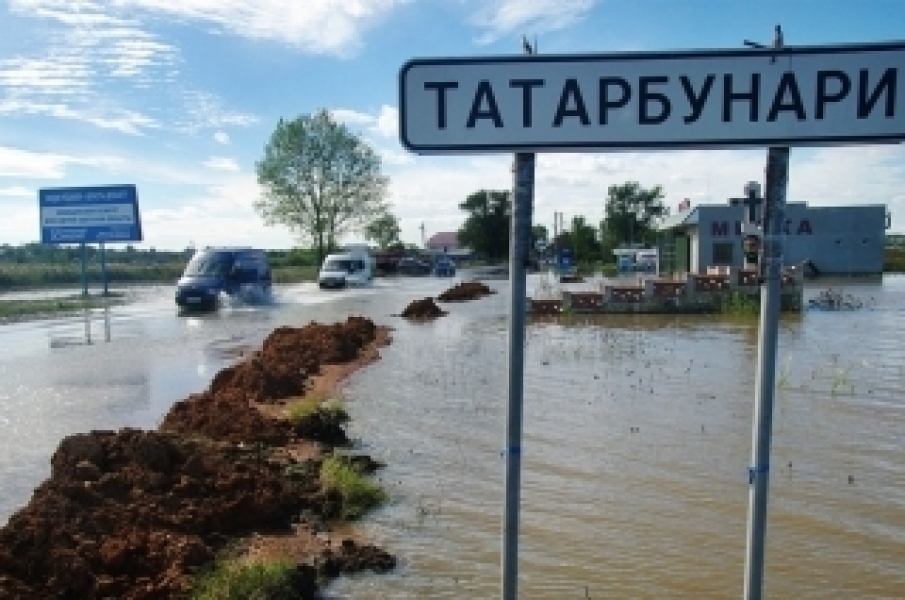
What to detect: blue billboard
<box><xmin>39</xmin><ymin>185</ymin><xmax>142</xmax><ymax>244</ymax></box>
<box><xmin>557</xmin><ymin>247</ymin><xmax>573</xmax><ymax>272</ymax></box>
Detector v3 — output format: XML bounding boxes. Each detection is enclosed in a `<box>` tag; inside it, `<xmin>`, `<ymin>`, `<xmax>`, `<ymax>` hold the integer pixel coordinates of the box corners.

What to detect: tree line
<box><xmin>455</xmin><ymin>182</ymin><xmax>669</xmax><ymax>265</ymax></box>
<box><xmin>254</xmin><ymin>108</ymin><xmax>671</xmax><ymax>266</ymax></box>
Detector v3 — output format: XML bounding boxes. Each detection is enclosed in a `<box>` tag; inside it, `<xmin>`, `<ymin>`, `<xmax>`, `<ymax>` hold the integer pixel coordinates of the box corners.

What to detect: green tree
<box><xmin>457</xmin><ymin>189</ymin><xmax>510</xmax><ymax>261</ymax></box>
<box><xmin>570</xmin><ymin>216</ymin><xmax>601</xmax><ymax>264</ymax></box>
<box><xmin>531</xmin><ymin>224</ymin><xmax>548</xmax><ymax>250</ymax></box>
<box><xmin>255</xmin><ymin>110</ymin><xmax>388</xmax><ymax>266</ymax></box>
<box><xmin>603</xmin><ymin>182</ymin><xmax>667</xmax><ymax>247</ymax></box>
<box><xmin>364</xmin><ymin>212</ymin><xmax>401</xmax><ymax>250</ymax></box>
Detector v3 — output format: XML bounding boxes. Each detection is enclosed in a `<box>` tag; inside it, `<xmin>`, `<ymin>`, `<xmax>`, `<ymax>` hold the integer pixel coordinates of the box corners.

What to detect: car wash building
<box><xmin>657</xmin><ymin>193</ymin><xmax>889</xmax><ymax>276</ymax></box>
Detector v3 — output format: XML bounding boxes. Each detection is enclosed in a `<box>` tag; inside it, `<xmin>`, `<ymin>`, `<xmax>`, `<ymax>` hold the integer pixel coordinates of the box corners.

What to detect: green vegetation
<box><xmin>287</xmin><ymin>395</ymin><xmax>345</xmax><ymax>423</ymax></box>
<box><xmin>190</xmin><ymin>559</ymin><xmax>300</xmax><ymax>600</ymax></box>
<box><xmin>256</xmin><ymin>109</ymin><xmax>389</xmax><ymax>267</ymax></box>
<box><xmin>320</xmin><ymin>454</ymin><xmax>385</xmax><ymax>520</ymax></box>
<box><xmin>883</xmin><ymin>246</ymin><xmax>905</xmax><ymax>273</ymax></box>
<box><xmin>0</xmin><ymin>294</ymin><xmax>124</xmax><ymax>322</ymax></box>
<box><xmin>718</xmin><ymin>291</ymin><xmax>760</xmax><ymax>316</ymax></box>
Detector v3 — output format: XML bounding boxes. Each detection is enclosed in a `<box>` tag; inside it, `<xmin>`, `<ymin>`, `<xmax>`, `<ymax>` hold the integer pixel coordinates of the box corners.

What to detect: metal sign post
<box><xmin>743</xmin><ymin>145</ymin><xmax>787</xmax><ymax>600</ymax></box>
<box><xmin>503</xmin><ymin>151</ymin><xmax>534</xmax><ymax>600</ymax></box>
<box><xmin>502</xmin><ymin>35</ymin><xmax>537</xmax><ymax>600</ymax></box>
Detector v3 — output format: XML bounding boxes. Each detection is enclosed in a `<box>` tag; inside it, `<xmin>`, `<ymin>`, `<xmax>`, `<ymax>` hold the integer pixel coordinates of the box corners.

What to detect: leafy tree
<box><xmin>255</xmin><ymin>110</ymin><xmax>388</xmax><ymax>266</ymax></box>
<box><xmin>570</xmin><ymin>216</ymin><xmax>601</xmax><ymax>264</ymax></box>
<box><xmin>531</xmin><ymin>224</ymin><xmax>548</xmax><ymax>250</ymax></box>
<box><xmin>603</xmin><ymin>182</ymin><xmax>667</xmax><ymax>247</ymax></box>
<box><xmin>364</xmin><ymin>212</ymin><xmax>401</xmax><ymax>250</ymax></box>
<box><xmin>457</xmin><ymin>189</ymin><xmax>511</xmax><ymax>261</ymax></box>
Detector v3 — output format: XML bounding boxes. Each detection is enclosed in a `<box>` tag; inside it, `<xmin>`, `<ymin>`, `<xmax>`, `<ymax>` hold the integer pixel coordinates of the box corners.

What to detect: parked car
<box><xmin>433</xmin><ymin>256</ymin><xmax>456</xmax><ymax>277</ymax></box>
<box><xmin>175</xmin><ymin>247</ymin><xmax>272</xmax><ymax>311</ymax></box>
<box><xmin>396</xmin><ymin>256</ymin><xmax>432</xmax><ymax>276</ymax></box>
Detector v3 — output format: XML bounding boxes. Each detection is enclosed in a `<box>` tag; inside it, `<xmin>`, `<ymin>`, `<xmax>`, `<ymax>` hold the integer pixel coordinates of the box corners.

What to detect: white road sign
<box><xmin>399</xmin><ymin>42</ymin><xmax>905</xmax><ymax>153</ymax></box>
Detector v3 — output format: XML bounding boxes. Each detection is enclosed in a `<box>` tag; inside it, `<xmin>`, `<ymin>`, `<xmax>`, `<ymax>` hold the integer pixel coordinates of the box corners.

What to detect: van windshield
<box><xmin>324</xmin><ymin>259</ymin><xmax>362</xmax><ymax>273</ymax></box>
<box><xmin>184</xmin><ymin>252</ymin><xmax>232</xmax><ymax>277</ymax></box>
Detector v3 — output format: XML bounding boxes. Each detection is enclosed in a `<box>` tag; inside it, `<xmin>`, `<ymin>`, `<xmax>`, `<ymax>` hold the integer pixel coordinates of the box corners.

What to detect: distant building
<box><xmin>425</xmin><ymin>232</ymin><xmax>472</xmax><ymax>261</ymax></box>
<box><xmin>657</xmin><ymin>198</ymin><xmax>889</xmax><ymax>275</ymax></box>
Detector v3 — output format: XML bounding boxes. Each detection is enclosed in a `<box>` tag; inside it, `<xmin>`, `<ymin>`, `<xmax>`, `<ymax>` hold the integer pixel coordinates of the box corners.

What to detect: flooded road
<box><xmin>1</xmin><ymin>275</ymin><xmax>903</xmax><ymax>598</ymax></box>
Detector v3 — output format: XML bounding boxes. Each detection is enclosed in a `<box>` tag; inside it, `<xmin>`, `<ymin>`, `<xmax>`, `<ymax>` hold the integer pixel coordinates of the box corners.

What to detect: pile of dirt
<box><xmin>159</xmin><ymin>316</ymin><xmax>377</xmax><ymax>446</ymax></box>
<box><xmin>400</xmin><ymin>297</ymin><xmax>447</xmax><ymax>320</ymax></box>
<box><xmin>0</xmin><ymin>317</ymin><xmax>394</xmax><ymax>600</ymax></box>
<box><xmin>559</xmin><ymin>275</ymin><xmax>585</xmax><ymax>283</ymax></box>
<box><xmin>0</xmin><ymin>429</ymin><xmax>312</xmax><ymax>598</ymax></box>
<box><xmin>437</xmin><ymin>281</ymin><xmax>495</xmax><ymax>302</ymax></box>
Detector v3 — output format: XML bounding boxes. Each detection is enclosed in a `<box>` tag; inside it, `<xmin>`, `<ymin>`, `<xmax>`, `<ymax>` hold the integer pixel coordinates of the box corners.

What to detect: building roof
<box><xmin>657</xmin><ymin>208</ymin><xmax>699</xmax><ymax>231</ymax></box>
<box><xmin>426</xmin><ymin>232</ymin><xmax>459</xmax><ymax>248</ymax></box>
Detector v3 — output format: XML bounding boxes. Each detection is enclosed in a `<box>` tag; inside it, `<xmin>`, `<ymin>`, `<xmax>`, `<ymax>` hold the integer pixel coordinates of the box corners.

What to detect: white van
<box><xmin>318</xmin><ymin>250</ymin><xmax>374</xmax><ymax>289</ymax></box>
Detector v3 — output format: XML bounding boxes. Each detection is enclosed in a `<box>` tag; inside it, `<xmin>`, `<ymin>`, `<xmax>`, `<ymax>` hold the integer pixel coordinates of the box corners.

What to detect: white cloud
<box><xmin>4</xmin><ymin>1</ymin><xmax>257</xmax><ymax>135</ymax></box>
<box><xmin>213</xmin><ymin>131</ymin><xmax>231</xmax><ymax>145</ymax></box>
<box><xmin>0</xmin><ymin>99</ymin><xmax>159</xmax><ymax>135</ymax></box>
<box><xmin>140</xmin><ymin>173</ymin><xmax>295</xmax><ymax>249</ymax></box>
<box><xmin>332</xmin><ymin>108</ymin><xmax>374</xmax><ymax>126</ymax></box>
<box><xmin>0</xmin><ymin>145</ymin><xmax>123</xmax><ymax>178</ymax></box>
<box><xmin>332</xmin><ymin>104</ymin><xmax>397</xmax><ymax>138</ymax></box>
<box><xmin>203</xmin><ymin>157</ymin><xmax>240</xmax><ymax>172</ymax></box>
<box><xmin>0</xmin><ymin>186</ymin><xmax>34</xmax><ymax>199</ymax></box>
<box><xmin>12</xmin><ymin>0</ymin><xmax>408</xmax><ymax>57</ymax></box>
<box><xmin>471</xmin><ymin>0</ymin><xmax>597</xmax><ymax>45</ymax></box>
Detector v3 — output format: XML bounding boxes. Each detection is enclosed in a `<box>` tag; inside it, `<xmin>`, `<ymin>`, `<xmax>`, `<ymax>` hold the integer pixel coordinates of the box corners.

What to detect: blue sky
<box><xmin>1</xmin><ymin>0</ymin><xmax>904</xmax><ymax>250</ymax></box>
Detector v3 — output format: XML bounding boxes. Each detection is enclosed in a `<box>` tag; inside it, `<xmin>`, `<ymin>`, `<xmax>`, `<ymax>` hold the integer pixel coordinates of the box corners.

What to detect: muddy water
<box><xmin>1</xmin><ymin>275</ymin><xmax>903</xmax><ymax>598</ymax></box>
<box><xmin>332</xmin><ymin>276</ymin><xmax>905</xmax><ymax>599</ymax></box>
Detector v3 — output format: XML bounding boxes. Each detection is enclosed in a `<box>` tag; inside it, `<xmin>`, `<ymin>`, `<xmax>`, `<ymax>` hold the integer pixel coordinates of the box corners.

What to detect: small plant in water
<box><xmin>288</xmin><ymin>395</ymin><xmax>346</xmax><ymax>423</ymax></box>
<box><xmin>320</xmin><ymin>454</ymin><xmax>386</xmax><ymax>520</ymax></box>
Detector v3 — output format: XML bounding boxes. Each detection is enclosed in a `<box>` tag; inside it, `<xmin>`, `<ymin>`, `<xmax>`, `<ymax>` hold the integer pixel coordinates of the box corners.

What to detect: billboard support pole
<box><xmin>744</xmin><ymin>25</ymin><xmax>787</xmax><ymax>600</ymax></box>
<box><xmin>101</xmin><ymin>242</ymin><xmax>109</xmax><ymax>296</ymax></box>
<box><xmin>80</xmin><ymin>243</ymin><xmax>88</xmax><ymax>296</ymax></box>
<box><xmin>502</xmin><ymin>35</ymin><xmax>536</xmax><ymax>600</ymax></box>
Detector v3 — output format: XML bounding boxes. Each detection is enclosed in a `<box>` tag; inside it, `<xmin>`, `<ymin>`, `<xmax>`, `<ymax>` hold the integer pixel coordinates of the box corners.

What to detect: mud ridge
<box><xmin>0</xmin><ymin>316</ymin><xmax>395</xmax><ymax>599</ymax></box>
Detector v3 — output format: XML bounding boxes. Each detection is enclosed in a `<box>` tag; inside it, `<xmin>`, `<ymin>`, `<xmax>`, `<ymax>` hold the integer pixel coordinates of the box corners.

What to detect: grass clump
<box><xmin>190</xmin><ymin>560</ymin><xmax>301</xmax><ymax>600</ymax></box>
<box><xmin>287</xmin><ymin>395</ymin><xmax>347</xmax><ymax>424</ymax></box>
<box><xmin>320</xmin><ymin>454</ymin><xmax>385</xmax><ymax>520</ymax></box>
<box><xmin>719</xmin><ymin>291</ymin><xmax>760</xmax><ymax>316</ymax></box>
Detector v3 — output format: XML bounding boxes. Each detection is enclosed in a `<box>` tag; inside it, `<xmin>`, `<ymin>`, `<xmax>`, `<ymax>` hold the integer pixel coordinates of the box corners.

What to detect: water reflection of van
<box><xmin>175</xmin><ymin>247</ymin><xmax>272</xmax><ymax>310</ymax></box>
<box><xmin>318</xmin><ymin>251</ymin><xmax>374</xmax><ymax>289</ymax></box>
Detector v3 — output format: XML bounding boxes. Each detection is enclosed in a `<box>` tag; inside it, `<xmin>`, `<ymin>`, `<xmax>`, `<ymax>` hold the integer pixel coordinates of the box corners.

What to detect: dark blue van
<box><xmin>175</xmin><ymin>247</ymin><xmax>272</xmax><ymax>311</ymax></box>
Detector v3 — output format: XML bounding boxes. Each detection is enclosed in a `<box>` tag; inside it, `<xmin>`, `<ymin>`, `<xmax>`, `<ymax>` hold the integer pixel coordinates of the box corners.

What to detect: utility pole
<box><xmin>743</xmin><ymin>24</ymin><xmax>788</xmax><ymax>600</ymax></box>
<box><xmin>502</xmin><ymin>34</ymin><xmax>536</xmax><ymax>600</ymax></box>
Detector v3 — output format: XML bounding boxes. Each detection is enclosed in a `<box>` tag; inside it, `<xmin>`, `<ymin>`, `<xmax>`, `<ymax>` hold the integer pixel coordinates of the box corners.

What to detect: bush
<box><xmin>320</xmin><ymin>455</ymin><xmax>385</xmax><ymax>520</ymax></box>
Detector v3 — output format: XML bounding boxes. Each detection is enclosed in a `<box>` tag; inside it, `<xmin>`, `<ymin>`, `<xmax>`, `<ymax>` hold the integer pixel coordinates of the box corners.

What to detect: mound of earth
<box><xmin>400</xmin><ymin>297</ymin><xmax>447</xmax><ymax>320</ymax></box>
<box><xmin>437</xmin><ymin>281</ymin><xmax>494</xmax><ymax>302</ymax></box>
<box><xmin>0</xmin><ymin>317</ymin><xmax>394</xmax><ymax>600</ymax></box>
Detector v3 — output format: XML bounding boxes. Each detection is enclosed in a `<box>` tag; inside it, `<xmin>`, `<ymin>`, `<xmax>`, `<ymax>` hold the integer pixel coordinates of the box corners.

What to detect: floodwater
<box><xmin>1</xmin><ymin>275</ymin><xmax>903</xmax><ymax>598</ymax></box>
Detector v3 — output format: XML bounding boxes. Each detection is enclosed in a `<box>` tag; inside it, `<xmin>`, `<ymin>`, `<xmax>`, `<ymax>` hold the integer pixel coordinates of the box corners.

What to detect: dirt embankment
<box><xmin>0</xmin><ymin>316</ymin><xmax>395</xmax><ymax>600</ymax></box>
